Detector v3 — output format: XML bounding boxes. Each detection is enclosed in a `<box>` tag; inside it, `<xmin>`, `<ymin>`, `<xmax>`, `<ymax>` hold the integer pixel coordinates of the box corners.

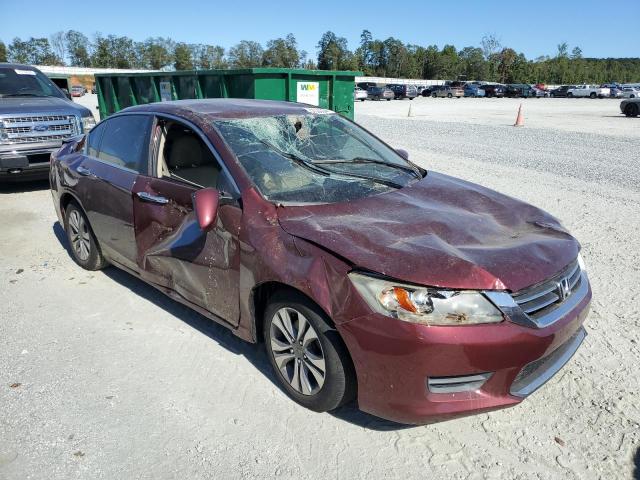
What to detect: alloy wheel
<box><xmin>68</xmin><ymin>210</ymin><xmax>91</xmax><ymax>261</ymax></box>
<box><xmin>269</xmin><ymin>307</ymin><xmax>326</xmax><ymax>395</ymax></box>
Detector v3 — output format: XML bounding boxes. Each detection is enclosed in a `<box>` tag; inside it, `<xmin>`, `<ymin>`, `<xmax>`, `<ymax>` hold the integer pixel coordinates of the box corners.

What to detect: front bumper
<box><xmin>0</xmin><ymin>143</ymin><xmax>58</xmax><ymax>181</ymax></box>
<box><xmin>338</xmin><ymin>280</ymin><xmax>591</xmax><ymax>424</ymax></box>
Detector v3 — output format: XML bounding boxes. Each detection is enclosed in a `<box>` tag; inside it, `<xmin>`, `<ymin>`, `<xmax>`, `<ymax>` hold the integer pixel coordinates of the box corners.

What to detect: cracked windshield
<box><xmin>214</xmin><ymin>112</ymin><xmax>423</xmax><ymax>203</ymax></box>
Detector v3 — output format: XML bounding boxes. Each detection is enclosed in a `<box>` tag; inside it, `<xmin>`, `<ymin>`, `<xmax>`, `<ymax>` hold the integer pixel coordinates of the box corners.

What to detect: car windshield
<box><xmin>214</xmin><ymin>112</ymin><xmax>423</xmax><ymax>204</ymax></box>
<box><xmin>0</xmin><ymin>67</ymin><xmax>65</xmax><ymax>98</ymax></box>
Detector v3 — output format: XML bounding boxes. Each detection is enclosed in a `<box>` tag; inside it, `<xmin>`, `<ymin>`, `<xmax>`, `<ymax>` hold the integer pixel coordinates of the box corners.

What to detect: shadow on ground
<box><xmin>0</xmin><ymin>179</ymin><xmax>49</xmax><ymax>194</ymax></box>
<box><xmin>52</xmin><ymin>221</ymin><xmax>415</xmax><ymax>430</ymax></box>
<box><xmin>634</xmin><ymin>446</ymin><xmax>640</xmax><ymax>480</ymax></box>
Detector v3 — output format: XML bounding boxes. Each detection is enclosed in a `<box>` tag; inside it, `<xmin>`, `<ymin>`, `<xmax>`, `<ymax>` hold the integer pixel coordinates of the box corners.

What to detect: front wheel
<box><xmin>264</xmin><ymin>292</ymin><xmax>356</xmax><ymax>412</ymax></box>
<box><xmin>64</xmin><ymin>202</ymin><xmax>107</xmax><ymax>270</ymax></box>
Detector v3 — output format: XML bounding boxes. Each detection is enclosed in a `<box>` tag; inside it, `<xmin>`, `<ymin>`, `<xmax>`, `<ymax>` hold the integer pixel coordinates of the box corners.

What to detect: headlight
<box><xmin>82</xmin><ymin>116</ymin><xmax>96</xmax><ymax>132</ymax></box>
<box><xmin>348</xmin><ymin>272</ymin><xmax>504</xmax><ymax>326</ymax></box>
<box><xmin>577</xmin><ymin>253</ymin><xmax>587</xmax><ymax>272</ymax></box>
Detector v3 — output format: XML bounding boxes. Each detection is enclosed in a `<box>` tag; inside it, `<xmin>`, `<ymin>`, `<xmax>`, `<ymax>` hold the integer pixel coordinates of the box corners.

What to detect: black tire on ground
<box><xmin>432</xmin><ymin>92</ymin><xmax>437</xmax><ymax>98</ymax></box>
<box><xmin>624</xmin><ymin>103</ymin><xmax>639</xmax><ymax>117</ymax></box>
<box><xmin>263</xmin><ymin>290</ymin><xmax>356</xmax><ymax>412</ymax></box>
<box><xmin>64</xmin><ymin>202</ymin><xmax>108</xmax><ymax>271</ymax></box>
<box><xmin>386</xmin><ymin>98</ymin><xmax>391</xmax><ymax>101</ymax></box>
<box><xmin>567</xmin><ymin>92</ymin><xmax>573</xmax><ymax>98</ymax></box>
<box><xmin>590</xmin><ymin>92</ymin><xmax>597</xmax><ymax>99</ymax></box>
<box><xmin>360</xmin><ymin>99</ymin><xmax>365</xmax><ymax>102</ymax></box>
<box><xmin>447</xmin><ymin>93</ymin><xmax>452</xmax><ymax>98</ymax></box>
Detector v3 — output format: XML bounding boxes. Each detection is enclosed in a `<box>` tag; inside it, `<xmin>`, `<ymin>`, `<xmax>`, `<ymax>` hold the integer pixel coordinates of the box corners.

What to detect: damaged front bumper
<box><xmin>336</xmin><ymin>281</ymin><xmax>591</xmax><ymax>425</ymax></box>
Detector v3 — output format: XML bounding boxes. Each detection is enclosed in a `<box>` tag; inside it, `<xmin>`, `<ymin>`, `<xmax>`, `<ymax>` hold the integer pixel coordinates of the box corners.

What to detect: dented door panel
<box><xmin>132</xmin><ymin>176</ymin><xmax>241</xmax><ymax>325</ymax></box>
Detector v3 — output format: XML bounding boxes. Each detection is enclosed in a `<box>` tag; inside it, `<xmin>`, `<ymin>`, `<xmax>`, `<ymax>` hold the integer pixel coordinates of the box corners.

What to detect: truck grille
<box><xmin>512</xmin><ymin>260</ymin><xmax>582</xmax><ymax>319</ymax></box>
<box><xmin>0</xmin><ymin>114</ymin><xmax>79</xmax><ymax>145</ymax></box>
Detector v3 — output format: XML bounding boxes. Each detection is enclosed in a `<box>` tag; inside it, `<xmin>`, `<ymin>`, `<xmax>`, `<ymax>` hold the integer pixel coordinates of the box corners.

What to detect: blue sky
<box><xmin>3</xmin><ymin>0</ymin><xmax>638</xmax><ymax>59</ymax></box>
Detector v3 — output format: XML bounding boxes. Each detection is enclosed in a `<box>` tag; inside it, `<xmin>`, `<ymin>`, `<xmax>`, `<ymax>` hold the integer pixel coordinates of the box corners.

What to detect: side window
<box><xmin>98</xmin><ymin>115</ymin><xmax>152</xmax><ymax>173</ymax></box>
<box><xmin>157</xmin><ymin>120</ymin><xmax>225</xmax><ymax>192</ymax></box>
<box><xmin>86</xmin><ymin>121</ymin><xmax>107</xmax><ymax>158</ymax></box>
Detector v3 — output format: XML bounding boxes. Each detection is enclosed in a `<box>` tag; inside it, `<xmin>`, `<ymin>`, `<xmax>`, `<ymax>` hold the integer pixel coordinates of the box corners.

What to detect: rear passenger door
<box><xmin>76</xmin><ymin>114</ymin><xmax>152</xmax><ymax>270</ymax></box>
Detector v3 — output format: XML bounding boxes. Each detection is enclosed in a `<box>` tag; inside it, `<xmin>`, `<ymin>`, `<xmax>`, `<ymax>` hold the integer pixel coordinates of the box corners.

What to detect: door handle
<box><xmin>137</xmin><ymin>191</ymin><xmax>169</xmax><ymax>205</ymax></box>
<box><xmin>76</xmin><ymin>165</ymin><xmax>94</xmax><ymax>176</ymax></box>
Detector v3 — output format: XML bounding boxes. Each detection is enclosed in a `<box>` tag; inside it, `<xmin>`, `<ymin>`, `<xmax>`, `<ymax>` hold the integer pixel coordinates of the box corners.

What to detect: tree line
<box><xmin>1</xmin><ymin>30</ymin><xmax>639</xmax><ymax>84</ymax></box>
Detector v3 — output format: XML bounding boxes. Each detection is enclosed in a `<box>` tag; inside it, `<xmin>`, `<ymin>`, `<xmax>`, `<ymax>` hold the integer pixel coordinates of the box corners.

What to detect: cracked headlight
<box><xmin>349</xmin><ymin>272</ymin><xmax>504</xmax><ymax>326</ymax></box>
<box><xmin>82</xmin><ymin>116</ymin><xmax>96</xmax><ymax>132</ymax></box>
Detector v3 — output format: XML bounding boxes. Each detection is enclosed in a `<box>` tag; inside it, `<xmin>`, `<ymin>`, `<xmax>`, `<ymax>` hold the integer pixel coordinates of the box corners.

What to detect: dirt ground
<box><xmin>1</xmin><ymin>98</ymin><xmax>639</xmax><ymax>480</ymax></box>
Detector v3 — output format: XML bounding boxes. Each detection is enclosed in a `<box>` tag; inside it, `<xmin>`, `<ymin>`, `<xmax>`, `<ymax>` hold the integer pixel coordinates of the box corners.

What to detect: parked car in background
<box><xmin>357</xmin><ymin>82</ymin><xmax>377</xmax><ymax>91</ymax></box>
<box><xmin>421</xmin><ymin>86</ymin><xmax>435</xmax><ymax>97</ymax></box>
<box><xmin>387</xmin><ymin>84</ymin><xmax>417</xmax><ymax>100</ymax></box>
<box><xmin>567</xmin><ymin>85</ymin><xmax>610</xmax><ymax>98</ymax></box>
<box><xmin>415</xmin><ymin>85</ymin><xmax>428</xmax><ymax>96</ymax></box>
<box><xmin>354</xmin><ymin>87</ymin><xmax>367</xmax><ymax>102</ymax></box>
<box><xmin>433</xmin><ymin>86</ymin><xmax>463</xmax><ymax>98</ymax></box>
<box><xmin>367</xmin><ymin>86</ymin><xmax>394</xmax><ymax>101</ymax></box>
<box><xmin>71</xmin><ymin>86</ymin><xmax>85</xmax><ymax>97</ymax></box>
<box><xmin>0</xmin><ymin>63</ymin><xmax>96</xmax><ymax>181</ymax></box>
<box><xmin>549</xmin><ymin>86</ymin><xmax>576</xmax><ymax>98</ymax></box>
<box><xmin>91</xmin><ymin>85</ymin><xmax>97</xmax><ymax>94</ymax></box>
<box><xmin>621</xmin><ymin>98</ymin><xmax>639</xmax><ymax>116</ymax></box>
<box><xmin>50</xmin><ymin>98</ymin><xmax>591</xmax><ymax>424</ymax></box>
<box><xmin>608</xmin><ymin>86</ymin><xmax>624</xmax><ymax>98</ymax></box>
<box><xmin>464</xmin><ymin>84</ymin><xmax>485</xmax><ymax>97</ymax></box>
<box><xmin>531</xmin><ymin>86</ymin><xmax>548</xmax><ymax>98</ymax></box>
<box><xmin>482</xmin><ymin>84</ymin><xmax>506</xmax><ymax>98</ymax></box>
<box><xmin>505</xmin><ymin>84</ymin><xmax>535</xmax><ymax>98</ymax></box>
<box><xmin>622</xmin><ymin>87</ymin><xmax>640</xmax><ymax>98</ymax></box>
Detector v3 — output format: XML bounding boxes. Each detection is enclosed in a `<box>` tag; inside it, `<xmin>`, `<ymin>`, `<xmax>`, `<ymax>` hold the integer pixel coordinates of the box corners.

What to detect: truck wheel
<box><xmin>64</xmin><ymin>202</ymin><xmax>107</xmax><ymax>271</ymax></box>
<box><xmin>264</xmin><ymin>291</ymin><xmax>356</xmax><ymax>412</ymax></box>
<box><xmin>447</xmin><ymin>93</ymin><xmax>452</xmax><ymax>98</ymax></box>
<box><xmin>432</xmin><ymin>92</ymin><xmax>437</xmax><ymax>98</ymax></box>
<box><xmin>589</xmin><ymin>92</ymin><xmax>596</xmax><ymax>99</ymax></box>
<box><xmin>625</xmin><ymin>104</ymin><xmax>639</xmax><ymax>117</ymax></box>
<box><xmin>567</xmin><ymin>92</ymin><xmax>573</xmax><ymax>98</ymax></box>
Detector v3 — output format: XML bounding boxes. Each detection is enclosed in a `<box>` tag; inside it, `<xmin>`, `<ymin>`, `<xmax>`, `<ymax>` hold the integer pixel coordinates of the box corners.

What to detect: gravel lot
<box><xmin>1</xmin><ymin>98</ymin><xmax>639</xmax><ymax>480</ymax></box>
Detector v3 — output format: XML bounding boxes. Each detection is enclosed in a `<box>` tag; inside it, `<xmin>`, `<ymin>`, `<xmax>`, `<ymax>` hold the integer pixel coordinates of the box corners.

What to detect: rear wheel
<box><xmin>64</xmin><ymin>202</ymin><xmax>107</xmax><ymax>271</ymax></box>
<box><xmin>625</xmin><ymin>103</ymin><xmax>639</xmax><ymax>117</ymax></box>
<box><xmin>264</xmin><ymin>291</ymin><xmax>356</xmax><ymax>412</ymax></box>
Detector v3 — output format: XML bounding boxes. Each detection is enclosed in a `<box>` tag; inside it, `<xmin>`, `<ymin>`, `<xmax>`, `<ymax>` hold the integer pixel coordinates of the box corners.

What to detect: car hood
<box><xmin>277</xmin><ymin>172</ymin><xmax>579</xmax><ymax>292</ymax></box>
<box><xmin>0</xmin><ymin>96</ymin><xmax>91</xmax><ymax>117</ymax></box>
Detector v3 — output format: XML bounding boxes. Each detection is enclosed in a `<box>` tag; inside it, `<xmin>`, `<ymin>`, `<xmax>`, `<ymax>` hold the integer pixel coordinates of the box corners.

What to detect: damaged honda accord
<box><xmin>50</xmin><ymin>99</ymin><xmax>591</xmax><ymax>424</ymax></box>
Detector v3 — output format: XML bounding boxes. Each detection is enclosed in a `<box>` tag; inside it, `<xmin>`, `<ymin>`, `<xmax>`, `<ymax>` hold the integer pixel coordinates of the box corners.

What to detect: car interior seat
<box><xmin>164</xmin><ymin>125</ymin><xmax>220</xmax><ymax>188</ymax></box>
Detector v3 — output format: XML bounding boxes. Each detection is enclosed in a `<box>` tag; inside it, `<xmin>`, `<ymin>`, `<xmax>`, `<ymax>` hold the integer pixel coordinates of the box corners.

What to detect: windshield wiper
<box><xmin>255</xmin><ymin>138</ymin><xmax>333</xmax><ymax>177</ymax></box>
<box><xmin>1</xmin><ymin>93</ymin><xmax>47</xmax><ymax>98</ymax></box>
<box><xmin>256</xmin><ymin>138</ymin><xmax>404</xmax><ymax>189</ymax></box>
<box><xmin>312</xmin><ymin>157</ymin><xmax>422</xmax><ymax>179</ymax></box>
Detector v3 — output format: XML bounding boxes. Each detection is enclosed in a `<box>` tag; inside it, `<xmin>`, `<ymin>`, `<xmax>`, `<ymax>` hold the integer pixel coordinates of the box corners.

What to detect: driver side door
<box><xmin>132</xmin><ymin>117</ymin><xmax>242</xmax><ymax>326</ymax></box>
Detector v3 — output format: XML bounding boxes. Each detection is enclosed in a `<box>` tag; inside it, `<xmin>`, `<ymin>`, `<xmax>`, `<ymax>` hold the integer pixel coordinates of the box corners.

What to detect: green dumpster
<box><xmin>46</xmin><ymin>73</ymin><xmax>71</xmax><ymax>96</ymax></box>
<box><xmin>94</xmin><ymin>68</ymin><xmax>362</xmax><ymax>121</ymax></box>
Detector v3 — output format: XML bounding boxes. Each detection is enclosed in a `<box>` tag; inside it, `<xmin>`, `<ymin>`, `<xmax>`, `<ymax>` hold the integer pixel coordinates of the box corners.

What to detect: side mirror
<box><xmin>192</xmin><ymin>187</ymin><xmax>219</xmax><ymax>231</ymax></box>
<box><xmin>396</xmin><ymin>148</ymin><xmax>409</xmax><ymax>160</ymax></box>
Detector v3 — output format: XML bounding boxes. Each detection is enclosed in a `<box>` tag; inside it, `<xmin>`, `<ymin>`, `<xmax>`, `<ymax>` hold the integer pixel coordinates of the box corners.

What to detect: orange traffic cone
<box><xmin>514</xmin><ymin>103</ymin><xmax>524</xmax><ymax>127</ymax></box>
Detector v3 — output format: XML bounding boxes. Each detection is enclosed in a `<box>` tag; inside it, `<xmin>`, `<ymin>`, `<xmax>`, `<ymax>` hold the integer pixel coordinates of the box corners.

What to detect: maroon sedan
<box><xmin>50</xmin><ymin>99</ymin><xmax>591</xmax><ymax>424</ymax></box>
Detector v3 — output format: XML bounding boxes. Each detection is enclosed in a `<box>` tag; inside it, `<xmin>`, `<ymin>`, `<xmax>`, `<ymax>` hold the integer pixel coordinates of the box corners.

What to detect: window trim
<box><xmin>149</xmin><ymin>113</ymin><xmax>241</xmax><ymax>198</ymax></box>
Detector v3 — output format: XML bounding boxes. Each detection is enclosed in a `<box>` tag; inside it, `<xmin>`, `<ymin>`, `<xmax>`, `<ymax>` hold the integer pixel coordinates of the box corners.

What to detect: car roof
<box><xmin>121</xmin><ymin>98</ymin><xmax>331</xmax><ymax>120</ymax></box>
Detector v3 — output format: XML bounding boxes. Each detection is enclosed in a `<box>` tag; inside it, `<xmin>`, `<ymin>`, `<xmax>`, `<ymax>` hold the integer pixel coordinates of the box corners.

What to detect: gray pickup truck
<box><xmin>0</xmin><ymin>63</ymin><xmax>96</xmax><ymax>181</ymax></box>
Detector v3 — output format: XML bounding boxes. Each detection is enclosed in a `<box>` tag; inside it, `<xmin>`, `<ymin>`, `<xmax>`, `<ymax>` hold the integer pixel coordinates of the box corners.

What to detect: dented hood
<box><xmin>277</xmin><ymin>172</ymin><xmax>579</xmax><ymax>292</ymax></box>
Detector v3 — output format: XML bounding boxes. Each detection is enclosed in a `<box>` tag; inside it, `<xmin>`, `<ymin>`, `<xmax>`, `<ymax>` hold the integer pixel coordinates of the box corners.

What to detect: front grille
<box><xmin>510</xmin><ymin>327</ymin><xmax>586</xmax><ymax>397</ymax></box>
<box><xmin>512</xmin><ymin>260</ymin><xmax>581</xmax><ymax>319</ymax></box>
<box><xmin>0</xmin><ymin>114</ymin><xmax>78</xmax><ymax>145</ymax></box>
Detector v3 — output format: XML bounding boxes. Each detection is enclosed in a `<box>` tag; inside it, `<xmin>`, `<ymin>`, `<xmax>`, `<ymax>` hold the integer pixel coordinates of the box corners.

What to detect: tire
<box><xmin>64</xmin><ymin>202</ymin><xmax>107</xmax><ymax>271</ymax></box>
<box><xmin>590</xmin><ymin>92</ymin><xmax>596</xmax><ymax>99</ymax></box>
<box><xmin>447</xmin><ymin>93</ymin><xmax>452</xmax><ymax>98</ymax></box>
<box><xmin>567</xmin><ymin>92</ymin><xmax>573</xmax><ymax>98</ymax></box>
<box><xmin>386</xmin><ymin>98</ymin><xmax>391</xmax><ymax>101</ymax></box>
<box><xmin>360</xmin><ymin>99</ymin><xmax>365</xmax><ymax>102</ymax></box>
<box><xmin>625</xmin><ymin>103</ymin><xmax>639</xmax><ymax>117</ymax></box>
<box><xmin>263</xmin><ymin>291</ymin><xmax>356</xmax><ymax>412</ymax></box>
<box><xmin>432</xmin><ymin>92</ymin><xmax>437</xmax><ymax>98</ymax></box>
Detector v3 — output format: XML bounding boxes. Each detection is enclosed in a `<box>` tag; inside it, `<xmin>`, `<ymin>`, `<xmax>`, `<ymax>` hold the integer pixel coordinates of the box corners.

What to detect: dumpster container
<box><xmin>95</xmin><ymin>68</ymin><xmax>361</xmax><ymax>120</ymax></box>
<box><xmin>46</xmin><ymin>73</ymin><xmax>71</xmax><ymax>97</ymax></box>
